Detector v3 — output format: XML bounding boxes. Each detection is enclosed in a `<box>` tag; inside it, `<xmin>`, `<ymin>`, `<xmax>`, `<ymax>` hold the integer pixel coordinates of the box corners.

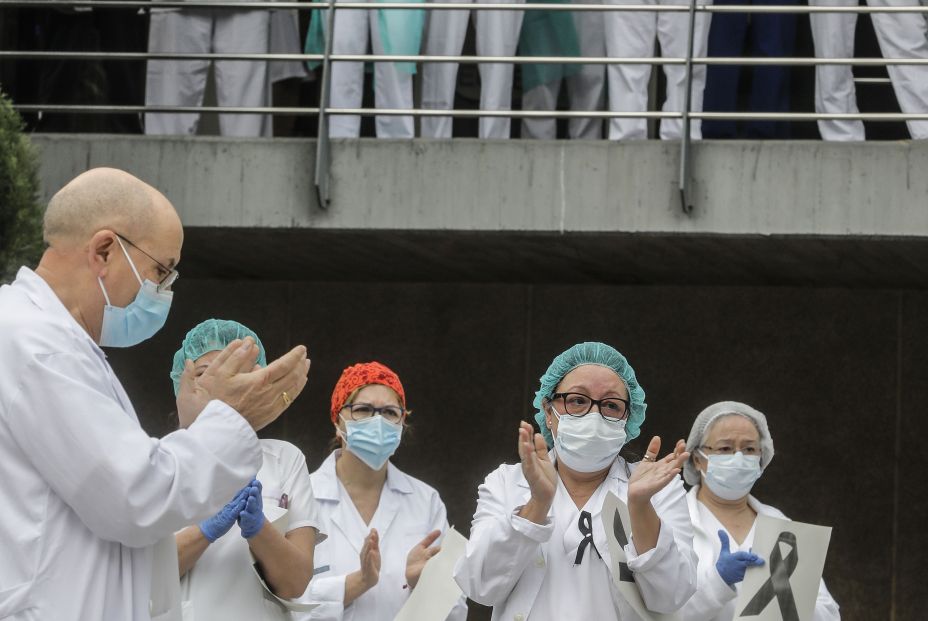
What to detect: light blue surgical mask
<box><xmin>98</xmin><ymin>237</ymin><xmax>173</xmax><ymax>348</ymax></box>
<box><xmin>341</xmin><ymin>414</ymin><xmax>403</xmax><ymax>471</ymax></box>
<box><xmin>699</xmin><ymin>450</ymin><xmax>762</xmax><ymax>500</ymax></box>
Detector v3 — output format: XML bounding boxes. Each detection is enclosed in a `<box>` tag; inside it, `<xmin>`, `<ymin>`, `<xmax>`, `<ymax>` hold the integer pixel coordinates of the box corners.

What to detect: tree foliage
<box><xmin>0</xmin><ymin>90</ymin><xmax>43</xmax><ymax>284</ymax></box>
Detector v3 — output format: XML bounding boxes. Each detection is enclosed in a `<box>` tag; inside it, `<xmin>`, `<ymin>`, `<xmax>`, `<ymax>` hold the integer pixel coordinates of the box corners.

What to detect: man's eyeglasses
<box><xmin>549</xmin><ymin>392</ymin><xmax>629</xmax><ymax>423</ymax></box>
<box><xmin>115</xmin><ymin>232</ymin><xmax>179</xmax><ymax>293</ymax></box>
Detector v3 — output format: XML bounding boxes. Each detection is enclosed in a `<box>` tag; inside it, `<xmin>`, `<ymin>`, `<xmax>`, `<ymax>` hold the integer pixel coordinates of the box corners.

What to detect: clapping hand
<box><xmin>405</xmin><ymin>530</ymin><xmax>441</xmax><ymax>589</ymax></box>
<box><xmin>238</xmin><ymin>478</ymin><xmax>265</xmax><ymax>539</ymax></box>
<box><xmin>628</xmin><ymin>437</ymin><xmax>688</xmax><ymax>504</ymax></box>
<box><xmin>199</xmin><ymin>486</ymin><xmax>249</xmax><ymax>543</ymax></box>
<box><xmin>194</xmin><ymin>337</ymin><xmax>311</xmax><ymax>431</ymax></box>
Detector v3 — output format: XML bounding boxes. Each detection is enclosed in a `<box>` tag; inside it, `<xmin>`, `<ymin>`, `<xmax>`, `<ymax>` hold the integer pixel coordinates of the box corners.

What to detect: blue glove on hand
<box><xmin>199</xmin><ymin>487</ymin><xmax>249</xmax><ymax>543</ymax></box>
<box><xmin>716</xmin><ymin>530</ymin><xmax>764</xmax><ymax>586</ymax></box>
<box><xmin>238</xmin><ymin>478</ymin><xmax>265</xmax><ymax>539</ymax></box>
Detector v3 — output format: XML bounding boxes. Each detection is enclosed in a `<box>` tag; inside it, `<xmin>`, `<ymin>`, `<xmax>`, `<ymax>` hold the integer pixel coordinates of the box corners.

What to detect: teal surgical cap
<box><xmin>532</xmin><ymin>342</ymin><xmax>647</xmax><ymax>448</ymax></box>
<box><xmin>170</xmin><ymin>319</ymin><xmax>267</xmax><ymax>396</ymax></box>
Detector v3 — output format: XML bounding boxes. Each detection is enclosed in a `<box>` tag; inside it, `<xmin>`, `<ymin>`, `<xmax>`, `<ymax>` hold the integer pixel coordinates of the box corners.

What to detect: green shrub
<box><xmin>0</xmin><ymin>90</ymin><xmax>43</xmax><ymax>284</ymax></box>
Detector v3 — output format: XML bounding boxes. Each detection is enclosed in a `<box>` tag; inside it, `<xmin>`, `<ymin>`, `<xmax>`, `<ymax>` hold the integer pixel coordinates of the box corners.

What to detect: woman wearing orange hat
<box><xmin>294</xmin><ymin>362</ymin><xmax>467</xmax><ymax>621</ymax></box>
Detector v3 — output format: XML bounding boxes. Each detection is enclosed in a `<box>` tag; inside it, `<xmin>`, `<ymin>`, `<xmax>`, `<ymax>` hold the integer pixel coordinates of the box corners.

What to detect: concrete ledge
<box><xmin>32</xmin><ymin>134</ymin><xmax>928</xmax><ymax>236</ymax></box>
<box><xmin>32</xmin><ymin>134</ymin><xmax>928</xmax><ymax>285</ymax></box>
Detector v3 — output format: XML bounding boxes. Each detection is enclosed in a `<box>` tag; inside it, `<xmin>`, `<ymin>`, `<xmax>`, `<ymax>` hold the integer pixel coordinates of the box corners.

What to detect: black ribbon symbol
<box><xmin>740</xmin><ymin>531</ymin><xmax>800</xmax><ymax>621</ymax></box>
<box><xmin>574</xmin><ymin>510</ymin><xmax>602</xmax><ymax>565</ymax></box>
<box><xmin>611</xmin><ymin>509</ymin><xmax>635</xmax><ymax>582</ymax></box>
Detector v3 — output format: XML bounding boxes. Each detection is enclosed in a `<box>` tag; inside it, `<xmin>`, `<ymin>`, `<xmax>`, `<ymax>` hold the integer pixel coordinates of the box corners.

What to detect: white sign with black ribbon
<box><xmin>601</xmin><ymin>492</ymin><xmax>680</xmax><ymax>621</ymax></box>
<box><xmin>735</xmin><ymin>514</ymin><xmax>832</xmax><ymax>621</ymax></box>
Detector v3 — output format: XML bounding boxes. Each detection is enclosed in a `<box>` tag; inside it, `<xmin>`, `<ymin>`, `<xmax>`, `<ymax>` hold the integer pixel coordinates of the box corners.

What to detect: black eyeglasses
<box><xmin>550</xmin><ymin>392</ymin><xmax>629</xmax><ymax>422</ymax></box>
<box><xmin>341</xmin><ymin>403</ymin><xmax>406</xmax><ymax>424</ymax></box>
<box><xmin>115</xmin><ymin>232</ymin><xmax>179</xmax><ymax>293</ymax></box>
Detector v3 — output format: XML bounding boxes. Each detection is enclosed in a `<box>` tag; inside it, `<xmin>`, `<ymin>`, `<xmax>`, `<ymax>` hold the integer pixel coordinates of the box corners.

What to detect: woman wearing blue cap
<box><xmin>454</xmin><ymin>342</ymin><xmax>697</xmax><ymax>620</ymax></box>
<box><xmin>170</xmin><ymin>319</ymin><xmax>325</xmax><ymax>620</ymax></box>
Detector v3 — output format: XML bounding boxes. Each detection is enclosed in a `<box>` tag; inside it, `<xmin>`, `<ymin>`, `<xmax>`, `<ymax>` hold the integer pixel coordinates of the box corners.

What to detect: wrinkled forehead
<box><xmin>704</xmin><ymin>413</ymin><xmax>761</xmax><ymax>443</ymax></box>
<box><xmin>556</xmin><ymin>364</ymin><xmax>629</xmax><ymax>398</ymax></box>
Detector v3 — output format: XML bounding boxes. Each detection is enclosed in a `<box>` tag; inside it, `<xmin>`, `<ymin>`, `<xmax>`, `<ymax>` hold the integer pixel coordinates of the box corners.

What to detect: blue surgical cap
<box><xmin>532</xmin><ymin>342</ymin><xmax>647</xmax><ymax>448</ymax></box>
<box><xmin>170</xmin><ymin>319</ymin><xmax>267</xmax><ymax>396</ymax></box>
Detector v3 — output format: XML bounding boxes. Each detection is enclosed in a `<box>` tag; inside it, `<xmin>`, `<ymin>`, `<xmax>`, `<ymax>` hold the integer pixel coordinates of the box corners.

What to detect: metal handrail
<box><xmin>13</xmin><ymin>105</ymin><xmax>928</xmax><ymax>121</ymax></box>
<box><xmin>6</xmin><ymin>51</ymin><xmax>928</xmax><ymax>66</ymax></box>
<box><xmin>3</xmin><ymin>0</ymin><xmax>928</xmax><ymax>10</ymax></box>
<box><xmin>680</xmin><ymin>0</ymin><xmax>698</xmax><ymax>215</ymax></box>
<box><xmin>5</xmin><ymin>0</ymin><xmax>927</xmax><ymax>212</ymax></box>
<box><xmin>314</xmin><ymin>0</ymin><xmax>338</xmax><ymax>208</ymax></box>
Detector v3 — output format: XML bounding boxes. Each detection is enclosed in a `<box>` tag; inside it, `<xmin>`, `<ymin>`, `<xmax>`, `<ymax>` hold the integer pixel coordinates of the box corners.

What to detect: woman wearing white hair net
<box><xmin>454</xmin><ymin>342</ymin><xmax>697</xmax><ymax>620</ymax></box>
<box><xmin>681</xmin><ymin>401</ymin><xmax>840</xmax><ymax>620</ymax></box>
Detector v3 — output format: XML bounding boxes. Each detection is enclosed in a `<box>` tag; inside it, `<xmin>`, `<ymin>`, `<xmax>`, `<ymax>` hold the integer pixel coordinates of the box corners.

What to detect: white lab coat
<box><xmin>682</xmin><ymin>486</ymin><xmax>840</xmax><ymax>621</ymax></box>
<box><xmin>180</xmin><ymin>439</ymin><xmax>324</xmax><ymax>621</ymax></box>
<box><xmin>0</xmin><ymin>267</ymin><xmax>261</xmax><ymax>621</ymax></box>
<box><xmin>294</xmin><ymin>450</ymin><xmax>467</xmax><ymax>621</ymax></box>
<box><xmin>454</xmin><ymin>454</ymin><xmax>698</xmax><ymax>621</ymax></box>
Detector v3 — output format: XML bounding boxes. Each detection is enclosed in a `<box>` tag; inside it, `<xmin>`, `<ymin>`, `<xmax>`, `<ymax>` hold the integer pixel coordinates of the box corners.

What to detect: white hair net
<box><xmin>683</xmin><ymin>401</ymin><xmax>775</xmax><ymax>486</ymax></box>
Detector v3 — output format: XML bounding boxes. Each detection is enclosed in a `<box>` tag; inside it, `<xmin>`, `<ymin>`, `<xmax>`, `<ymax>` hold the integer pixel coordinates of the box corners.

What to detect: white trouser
<box><xmin>604</xmin><ymin>0</ymin><xmax>711</xmax><ymax>139</ymax></box>
<box><xmin>521</xmin><ymin>3</ymin><xmax>606</xmax><ymax>139</ymax></box>
<box><xmin>811</xmin><ymin>0</ymin><xmax>928</xmax><ymax>140</ymax></box>
<box><xmin>421</xmin><ymin>0</ymin><xmax>524</xmax><ymax>138</ymax></box>
<box><xmin>421</xmin><ymin>0</ymin><xmax>473</xmax><ymax>137</ymax></box>
<box><xmin>145</xmin><ymin>9</ymin><xmax>270</xmax><ymax>137</ymax></box>
<box><xmin>327</xmin><ymin>7</ymin><xmax>414</xmax><ymax>138</ymax></box>
<box><xmin>477</xmin><ymin>0</ymin><xmax>526</xmax><ymax>138</ymax></box>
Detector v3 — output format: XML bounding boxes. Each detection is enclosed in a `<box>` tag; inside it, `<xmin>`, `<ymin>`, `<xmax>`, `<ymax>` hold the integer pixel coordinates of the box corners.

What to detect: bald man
<box><xmin>0</xmin><ymin>168</ymin><xmax>310</xmax><ymax>621</ymax></box>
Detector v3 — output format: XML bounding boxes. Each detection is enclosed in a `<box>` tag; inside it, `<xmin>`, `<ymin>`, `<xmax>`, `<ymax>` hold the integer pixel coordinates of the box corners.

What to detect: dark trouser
<box><xmin>702</xmin><ymin>0</ymin><xmax>797</xmax><ymax>139</ymax></box>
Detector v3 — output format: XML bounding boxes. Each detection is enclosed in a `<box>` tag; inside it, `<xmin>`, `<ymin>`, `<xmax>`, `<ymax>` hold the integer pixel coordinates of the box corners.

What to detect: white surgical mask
<box><xmin>552</xmin><ymin>408</ymin><xmax>627</xmax><ymax>473</ymax></box>
<box><xmin>699</xmin><ymin>450</ymin><xmax>762</xmax><ymax>500</ymax></box>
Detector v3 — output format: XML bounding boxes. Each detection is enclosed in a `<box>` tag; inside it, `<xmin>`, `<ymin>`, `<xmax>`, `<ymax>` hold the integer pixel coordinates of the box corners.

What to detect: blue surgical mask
<box><xmin>341</xmin><ymin>415</ymin><xmax>403</xmax><ymax>471</ymax></box>
<box><xmin>98</xmin><ymin>237</ymin><xmax>173</xmax><ymax>348</ymax></box>
<box><xmin>699</xmin><ymin>450</ymin><xmax>762</xmax><ymax>500</ymax></box>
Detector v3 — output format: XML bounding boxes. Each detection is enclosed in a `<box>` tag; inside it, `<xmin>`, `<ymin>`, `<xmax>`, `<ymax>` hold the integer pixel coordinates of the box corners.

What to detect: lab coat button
<box><xmin>535</xmin><ymin>557</ymin><xmax>545</xmax><ymax>568</ymax></box>
<box><xmin>515</xmin><ymin>614</ymin><xmax>525</xmax><ymax>621</ymax></box>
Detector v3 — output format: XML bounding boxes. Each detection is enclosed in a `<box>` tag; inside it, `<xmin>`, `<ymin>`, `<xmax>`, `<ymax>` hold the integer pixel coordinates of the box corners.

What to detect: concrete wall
<box><xmin>110</xmin><ymin>278</ymin><xmax>925</xmax><ymax>621</ymax></box>
<box><xmin>31</xmin><ymin>135</ymin><xmax>928</xmax><ymax>236</ymax></box>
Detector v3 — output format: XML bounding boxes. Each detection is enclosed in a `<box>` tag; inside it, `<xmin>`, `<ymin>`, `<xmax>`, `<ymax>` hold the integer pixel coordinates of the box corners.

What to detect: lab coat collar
<box><xmin>12</xmin><ymin>266</ymin><xmax>106</xmax><ymax>360</ymax></box>
<box><xmin>313</xmin><ymin>450</ymin><xmax>414</xmax><ymax>502</ymax></box>
<box><xmin>515</xmin><ymin>450</ymin><xmax>629</xmax><ymax>490</ymax></box>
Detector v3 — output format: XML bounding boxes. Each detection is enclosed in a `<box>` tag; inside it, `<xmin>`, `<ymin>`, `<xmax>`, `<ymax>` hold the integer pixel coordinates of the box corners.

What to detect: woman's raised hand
<box><xmin>627</xmin><ymin>437</ymin><xmax>688</xmax><ymax>505</ymax></box>
<box><xmin>518</xmin><ymin>421</ymin><xmax>557</xmax><ymax>510</ymax></box>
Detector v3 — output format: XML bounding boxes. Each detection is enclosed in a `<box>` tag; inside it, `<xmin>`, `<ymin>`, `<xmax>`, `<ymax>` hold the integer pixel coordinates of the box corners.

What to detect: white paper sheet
<box><xmin>393</xmin><ymin>527</ymin><xmax>468</xmax><ymax>621</ymax></box>
<box><xmin>734</xmin><ymin>514</ymin><xmax>832</xmax><ymax>621</ymax></box>
<box><xmin>601</xmin><ymin>492</ymin><xmax>680</xmax><ymax>621</ymax></box>
<box><xmin>251</xmin><ymin>505</ymin><xmax>319</xmax><ymax>613</ymax></box>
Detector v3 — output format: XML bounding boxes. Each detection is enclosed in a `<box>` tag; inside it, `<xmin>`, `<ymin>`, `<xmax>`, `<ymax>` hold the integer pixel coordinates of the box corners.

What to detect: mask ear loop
<box><xmin>115</xmin><ymin>236</ymin><xmax>144</xmax><ymax>286</ymax></box>
<box><xmin>97</xmin><ymin>277</ymin><xmax>113</xmax><ymax>307</ymax></box>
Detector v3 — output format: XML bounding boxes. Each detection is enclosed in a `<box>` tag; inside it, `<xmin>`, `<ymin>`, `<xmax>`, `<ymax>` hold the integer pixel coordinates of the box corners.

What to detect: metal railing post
<box><xmin>314</xmin><ymin>0</ymin><xmax>338</xmax><ymax>209</ymax></box>
<box><xmin>678</xmin><ymin>0</ymin><xmax>697</xmax><ymax>215</ymax></box>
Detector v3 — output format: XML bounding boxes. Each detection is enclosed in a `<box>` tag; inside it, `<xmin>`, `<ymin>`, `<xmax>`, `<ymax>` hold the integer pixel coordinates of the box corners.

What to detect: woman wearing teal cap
<box><xmin>455</xmin><ymin>342</ymin><xmax>698</xmax><ymax>621</ymax></box>
<box><xmin>170</xmin><ymin>319</ymin><xmax>325</xmax><ymax>620</ymax></box>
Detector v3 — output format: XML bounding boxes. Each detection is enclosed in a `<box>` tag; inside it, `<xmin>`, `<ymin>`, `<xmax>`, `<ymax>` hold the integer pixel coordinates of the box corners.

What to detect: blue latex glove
<box><xmin>199</xmin><ymin>486</ymin><xmax>249</xmax><ymax>543</ymax></box>
<box><xmin>238</xmin><ymin>478</ymin><xmax>266</xmax><ymax>539</ymax></box>
<box><xmin>716</xmin><ymin>530</ymin><xmax>764</xmax><ymax>586</ymax></box>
